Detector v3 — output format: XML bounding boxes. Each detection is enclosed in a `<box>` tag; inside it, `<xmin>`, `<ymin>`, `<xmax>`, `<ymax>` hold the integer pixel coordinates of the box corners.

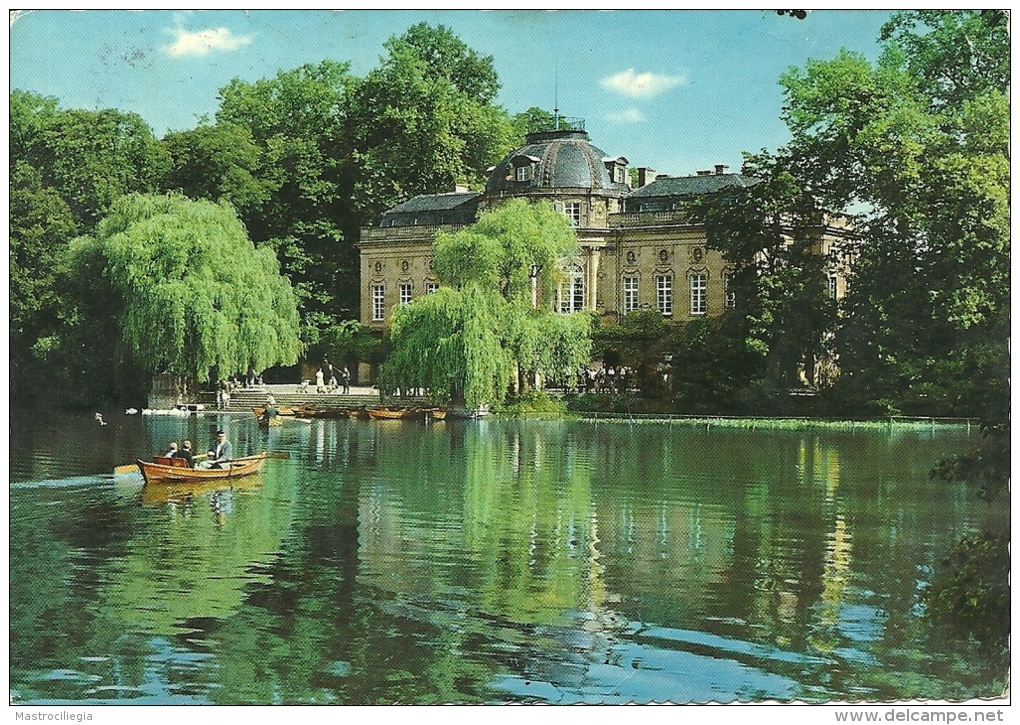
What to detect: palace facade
<box><xmin>358</xmin><ymin>125</ymin><xmax>853</xmax><ymax>378</ymax></box>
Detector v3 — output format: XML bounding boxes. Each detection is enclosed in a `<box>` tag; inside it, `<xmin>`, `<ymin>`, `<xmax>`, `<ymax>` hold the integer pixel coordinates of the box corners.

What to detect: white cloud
<box><xmin>606</xmin><ymin>108</ymin><xmax>646</xmax><ymax>124</ymax></box>
<box><xmin>164</xmin><ymin>27</ymin><xmax>253</xmax><ymax>57</ymax></box>
<box><xmin>600</xmin><ymin>69</ymin><xmax>685</xmax><ymax>99</ymax></box>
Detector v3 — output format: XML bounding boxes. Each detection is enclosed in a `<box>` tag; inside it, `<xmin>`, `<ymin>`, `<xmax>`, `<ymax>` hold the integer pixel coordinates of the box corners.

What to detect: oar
<box><xmin>230</xmin><ymin>452</ymin><xmax>291</xmax><ymax>462</ymax></box>
<box><xmin>114</xmin><ymin>453</ymin><xmax>208</xmax><ymax>475</ymax></box>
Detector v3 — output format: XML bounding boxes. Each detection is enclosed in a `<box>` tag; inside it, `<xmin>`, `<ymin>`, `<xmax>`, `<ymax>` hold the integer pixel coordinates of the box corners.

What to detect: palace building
<box><xmin>358</xmin><ymin>123</ymin><xmax>853</xmax><ymax>378</ymax></box>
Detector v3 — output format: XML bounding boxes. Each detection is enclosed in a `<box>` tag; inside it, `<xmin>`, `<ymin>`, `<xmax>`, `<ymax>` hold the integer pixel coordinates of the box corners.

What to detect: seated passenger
<box><xmin>173</xmin><ymin>440</ymin><xmax>195</xmax><ymax>467</ymax></box>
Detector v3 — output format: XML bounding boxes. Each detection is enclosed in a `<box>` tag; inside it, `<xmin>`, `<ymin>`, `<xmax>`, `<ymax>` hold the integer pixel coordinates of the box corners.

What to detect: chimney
<box><xmin>714</xmin><ymin>164</ymin><xmax>729</xmax><ymax>175</ymax></box>
<box><xmin>636</xmin><ymin>167</ymin><xmax>656</xmax><ymax>188</ymax></box>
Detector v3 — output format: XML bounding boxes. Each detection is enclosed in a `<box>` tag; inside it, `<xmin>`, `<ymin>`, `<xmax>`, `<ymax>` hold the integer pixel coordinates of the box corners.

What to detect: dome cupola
<box><xmin>486</xmin><ymin>128</ymin><xmax>629</xmax><ymax>195</ymax></box>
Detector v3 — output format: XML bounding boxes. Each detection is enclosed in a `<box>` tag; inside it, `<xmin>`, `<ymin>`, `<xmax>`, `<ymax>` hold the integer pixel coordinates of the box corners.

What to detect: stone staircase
<box><xmin>196</xmin><ymin>388</ymin><xmax>386</xmax><ymax>413</ymax></box>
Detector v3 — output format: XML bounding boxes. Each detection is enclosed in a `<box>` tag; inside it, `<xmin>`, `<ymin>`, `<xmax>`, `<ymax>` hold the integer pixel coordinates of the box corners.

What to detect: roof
<box><xmin>383</xmin><ymin>191</ymin><xmax>482</xmax><ymax>214</ymax></box>
<box><xmin>379</xmin><ymin>191</ymin><xmax>482</xmax><ymax>228</ymax></box>
<box><xmin>626</xmin><ymin>173</ymin><xmax>760</xmax><ymax>199</ymax></box>
<box><xmin>485</xmin><ymin>129</ymin><xmax>628</xmax><ymax>194</ymax></box>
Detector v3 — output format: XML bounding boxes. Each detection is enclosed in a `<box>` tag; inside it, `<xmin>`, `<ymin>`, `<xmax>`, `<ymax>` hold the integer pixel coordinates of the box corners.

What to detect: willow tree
<box><xmin>58</xmin><ymin>193</ymin><xmax>302</xmax><ymax>398</ymax></box>
<box><xmin>382</xmin><ymin>199</ymin><xmax>593</xmax><ymax>408</ymax></box>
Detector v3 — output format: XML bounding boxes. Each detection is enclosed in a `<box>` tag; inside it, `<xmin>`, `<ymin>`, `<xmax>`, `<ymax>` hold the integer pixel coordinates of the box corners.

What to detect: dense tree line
<box><xmin>11</xmin><ymin>14</ymin><xmax>1007</xmax><ymax>421</ymax></box>
<box><xmin>11</xmin><ymin>23</ymin><xmax>548</xmax><ymax>404</ymax></box>
<box><xmin>591</xmin><ymin>11</ymin><xmax>1008</xmax><ymax>424</ymax></box>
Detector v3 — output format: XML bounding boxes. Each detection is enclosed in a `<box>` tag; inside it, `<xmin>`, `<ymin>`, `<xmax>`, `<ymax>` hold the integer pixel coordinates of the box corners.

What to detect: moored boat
<box><xmin>136</xmin><ymin>453</ymin><xmax>268</xmax><ymax>484</ymax></box>
<box><xmin>367</xmin><ymin>407</ymin><xmax>422</xmax><ymax>420</ymax></box>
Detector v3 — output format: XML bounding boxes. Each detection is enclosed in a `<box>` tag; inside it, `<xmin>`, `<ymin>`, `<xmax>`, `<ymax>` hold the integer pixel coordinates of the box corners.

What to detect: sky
<box><xmin>9</xmin><ymin>9</ymin><xmax>899</xmax><ymax>177</ymax></box>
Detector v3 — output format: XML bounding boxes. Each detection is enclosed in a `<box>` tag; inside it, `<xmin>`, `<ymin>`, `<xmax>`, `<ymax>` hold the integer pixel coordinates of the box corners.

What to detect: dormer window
<box><xmin>603</xmin><ymin>155</ymin><xmax>629</xmax><ymax>185</ymax></box>
<box><xmin>511</xmin><ymin>154</ymin><xmax>541</xmax><ymax>184</ymax></box>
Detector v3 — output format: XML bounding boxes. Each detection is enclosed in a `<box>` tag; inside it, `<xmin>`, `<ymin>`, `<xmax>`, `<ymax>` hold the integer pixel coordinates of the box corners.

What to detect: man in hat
<box><xmin>205</xmin><ymin>430</ymin><xmax>233</xmax><ymax>469</ymax></box>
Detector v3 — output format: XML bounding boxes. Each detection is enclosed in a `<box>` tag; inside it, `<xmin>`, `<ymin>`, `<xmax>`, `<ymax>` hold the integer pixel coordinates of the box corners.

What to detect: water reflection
<box><xmin>9</xmin><ymin>415</ymin><xmax>1004</xmax><ymax>704</ymax></box>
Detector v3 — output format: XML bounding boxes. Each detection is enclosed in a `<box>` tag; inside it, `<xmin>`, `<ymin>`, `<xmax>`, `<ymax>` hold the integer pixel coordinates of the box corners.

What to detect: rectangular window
<box><xmin>425</xmin><ymin>281</ymin><xmax>439</xmax><ymax>295</ymax></box>
<box><xmin>399</xmin><ymin>283</ymin><xmax>412</xmax><ymax>305</ymax></box>
<box><xmin>623</xmin><ymin>276</ymin><xmax>639</xmax><ymax>314</ymax></box>
<box><xmin>689</xmin><ymin>274</ymin><xmax>706</xmax><ymax>315</ymax></box>
<box><xmin>564</xmin><ymin>202</ymin><xmax>582</xmax><ymax>227</ymax></box>
<box><xmin>516</xmin><ymin>165</ymin><xmax>530</xmax><ymax>182</ymax></box>
<box><xmin>559</xmin><ymin>272</ymin><xmax>585</xmax><ymax>313</ymax></box>
<box><xmin>656</xmin><ymin>275</ymin><xmax>673</xmax><ymax>316</ymax></box>
<box><xmin>372</xmin><ymin>284</ymin><xmax>385</xmax><ymax>321</ymax></box>
<box><xmin>828</xmin><ymin>275</ymin><xmax>838</xmax><ymax>299</ymax></box>
<box><xmin>724</xmin><ymin>272</ymin><xmax>736</xmax><ymax>309</ymax></box>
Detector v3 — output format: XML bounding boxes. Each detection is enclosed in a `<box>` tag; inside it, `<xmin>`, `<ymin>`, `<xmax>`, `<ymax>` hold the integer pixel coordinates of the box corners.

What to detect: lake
<box><xmin>9</xmin><ymin>412</ymin><xmax>1005</xmax><ymax>704</ymax></box>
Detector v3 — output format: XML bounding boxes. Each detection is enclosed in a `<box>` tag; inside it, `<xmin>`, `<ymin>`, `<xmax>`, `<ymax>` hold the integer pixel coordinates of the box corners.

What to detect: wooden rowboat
<box><xmin>367</xmin><ymin>407</ymin><xmax>422</xmax><ymax>420</ymax></box>
<box><xmin>424</xmin><ymin>408</ymin><xmax>447</xmax><ymax>421</ymax></box>
<box><xmin>136</xmin><ymin>453</ymin><xmax>268</xmax><ymax>484</ymax></box>
<box><xmin>257</xmin><ymin>414</ymin><xmax>284</xmax><ymax>427</ymax></box>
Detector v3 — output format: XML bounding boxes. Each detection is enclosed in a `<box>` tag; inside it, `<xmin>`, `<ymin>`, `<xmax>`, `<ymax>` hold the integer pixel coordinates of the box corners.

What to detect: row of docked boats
<box><xmin>254</xmin><ymin>403</ymin><xmax>484</xmax><ymax>423</ymax></box>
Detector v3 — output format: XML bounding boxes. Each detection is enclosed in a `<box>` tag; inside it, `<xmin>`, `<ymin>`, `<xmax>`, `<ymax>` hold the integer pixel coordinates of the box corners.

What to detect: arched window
<box><xmin>558</xmin><ymin>263</ymin><xmax>585</xmax><ymax>313</ymax></box>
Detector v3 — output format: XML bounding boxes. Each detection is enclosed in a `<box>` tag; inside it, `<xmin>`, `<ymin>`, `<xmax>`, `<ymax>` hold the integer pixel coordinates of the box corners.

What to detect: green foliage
<box><xmin>344</xmin><ymin>23</ymin><xmax>516</xmax><ymax>219</ymax></box>
<box><xmin>777</xmin><ymin>11</ymin><xmax>1009</xmax><ymax>418</ymax></box>
<box><xmin>35</xmin><ymin>105</ymin><xmax>169</xmax><ymax>230</ymax></box>
<box><xmin>384</xmin><ymin>200</ymin><xmax>592</xmax><ymax>407</ymax></box>
<box><xmin>214</xmin><ymin>61</ymin><xmax>356</xmax><ymax>337</ymax></box>
<box><xmin>930</xmin><ymin>423</ymin><xmax>1010</xmax><ymax>504</ymax></box>
<box><xmin>162</xmin><ymin>122</ymin><xmax>273</xmax><ymax>211</ymax></box>
<box><xmin>923</xmin><ymin>532</ymin><xmax>1009</xmax><ymax>676</ymax></box>
<box><xmin>382</xmin><ymin>286</ymin><xmax>512</xmax><ymax>408</ymax></box>
<box><xmin>9</xmin><ymin>162</ymin><xmax>77</xmax><ymax>347</ymax></box>
<box><xmin>61</xmin><ymin>193</ymin><xmax>302</xmax><ymax>389</ymax></box>
<box><xmin>694</xmin><ymin>153</ymin><xmax>837</xmax><ymax>389</ymax></box>
<box><xmin>495</xmin><ymin>390</ymin><xmax>567</xmax><ymax>417</ymax></box>
<box><xmin>511</xmin><ymin>107</ymin><xmax>579</xmax><ymax>137</ymax></box>
<box><xmin>668</xmin><ymin>316</ymin><xmax>766</xmax><ymax>414</ymax></box>
<box><xmin>321</xmin><ymin>319</ymin><xmax>382</xmax><ymax>366</ymax></box>
<box><xmin>434</xmin><ymin>198</ymin><xmax>577</xmax><ymax>304</ymax></box>
<box><xmin>593</xmin><ymin>309</ymin><xmax>670</xmax><ymax>391</ymax></box>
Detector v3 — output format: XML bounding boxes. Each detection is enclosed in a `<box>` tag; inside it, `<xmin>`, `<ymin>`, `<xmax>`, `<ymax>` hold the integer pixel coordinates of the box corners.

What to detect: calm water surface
<box><xmin>9</xmin><ymin>412</ymin><xmax>1004</xmax><ymax>704</ymax></box>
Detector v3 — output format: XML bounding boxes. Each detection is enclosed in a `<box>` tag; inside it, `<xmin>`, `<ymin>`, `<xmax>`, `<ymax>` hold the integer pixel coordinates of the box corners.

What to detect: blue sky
<box><xmin>10</xmin><ymin>9</ymin><xmax>897</xmax><ymax>177</ymax></box>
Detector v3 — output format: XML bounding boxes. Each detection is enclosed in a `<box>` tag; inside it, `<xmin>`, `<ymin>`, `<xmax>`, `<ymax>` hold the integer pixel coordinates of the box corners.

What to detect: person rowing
<box><xmin>202</xmin><ymin>430</ymin><xmax>233</xmax><ymax>469</ymax></box>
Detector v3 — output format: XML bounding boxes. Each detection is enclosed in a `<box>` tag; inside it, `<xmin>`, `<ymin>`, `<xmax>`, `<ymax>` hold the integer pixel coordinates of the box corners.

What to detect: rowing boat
<box><xmin>424</xmin><ymin>408</ymin><xmax>447</xmax><ymax>421</ymax></box>
<box><xmin>367</xmin><ymin>407</ymin><xmax>422</xmax><ymax>420</ymax></box>
<box><xmin>136</xmin><ymin>453</ymin><xmax>268</xmax><ymax>484</ymax></box>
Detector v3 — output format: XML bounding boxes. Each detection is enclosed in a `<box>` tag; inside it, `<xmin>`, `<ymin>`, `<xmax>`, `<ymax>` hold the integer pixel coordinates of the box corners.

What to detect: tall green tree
<box><xmin>343</xmin><ymin>23</ymin><xmax>517</xmax><ymax>222</ymax></box>
<box><xmin>213</xmin><ymin>61</ymin><xmax>356</xmax><ymax>340</ymax></box>
<box><xmin>33</xmin><ymin>105</ymin><xmax>169</xmax><ymax>230</ymax></box>
<box><xmin>778</xmin><ymin>10</ymin><xmax>1009</xmax><ymax>417</ymax></box>
<box><xmin>695</xmin><ymin>153</ymin><xmax>838</xmax><ymax>391</ymax></box>
<box><xmin>382</xmin><ymin>200</ymin><xmax>592</xmax><ymax>408</ymax></box>
<box><xmin>52</xmin><ymin>193</ymin><xmax>302</xmax><ymax>401</ymax></box>
<box><xmin>9</xmin><ymin>161</ymin><xmax>78</xmax><ymax>389</ymax></box>
<box><xmin>162</xmin><ymin>122</ymin><xmax>273</xmax><ymax>212</ymax></box>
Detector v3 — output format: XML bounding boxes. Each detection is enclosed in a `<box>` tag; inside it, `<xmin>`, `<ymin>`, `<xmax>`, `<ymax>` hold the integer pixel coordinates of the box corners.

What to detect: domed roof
<box><xmin>485</xmin><ymin>129</ymin><xmax>626</xmax><ymax>195</ymax></box>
